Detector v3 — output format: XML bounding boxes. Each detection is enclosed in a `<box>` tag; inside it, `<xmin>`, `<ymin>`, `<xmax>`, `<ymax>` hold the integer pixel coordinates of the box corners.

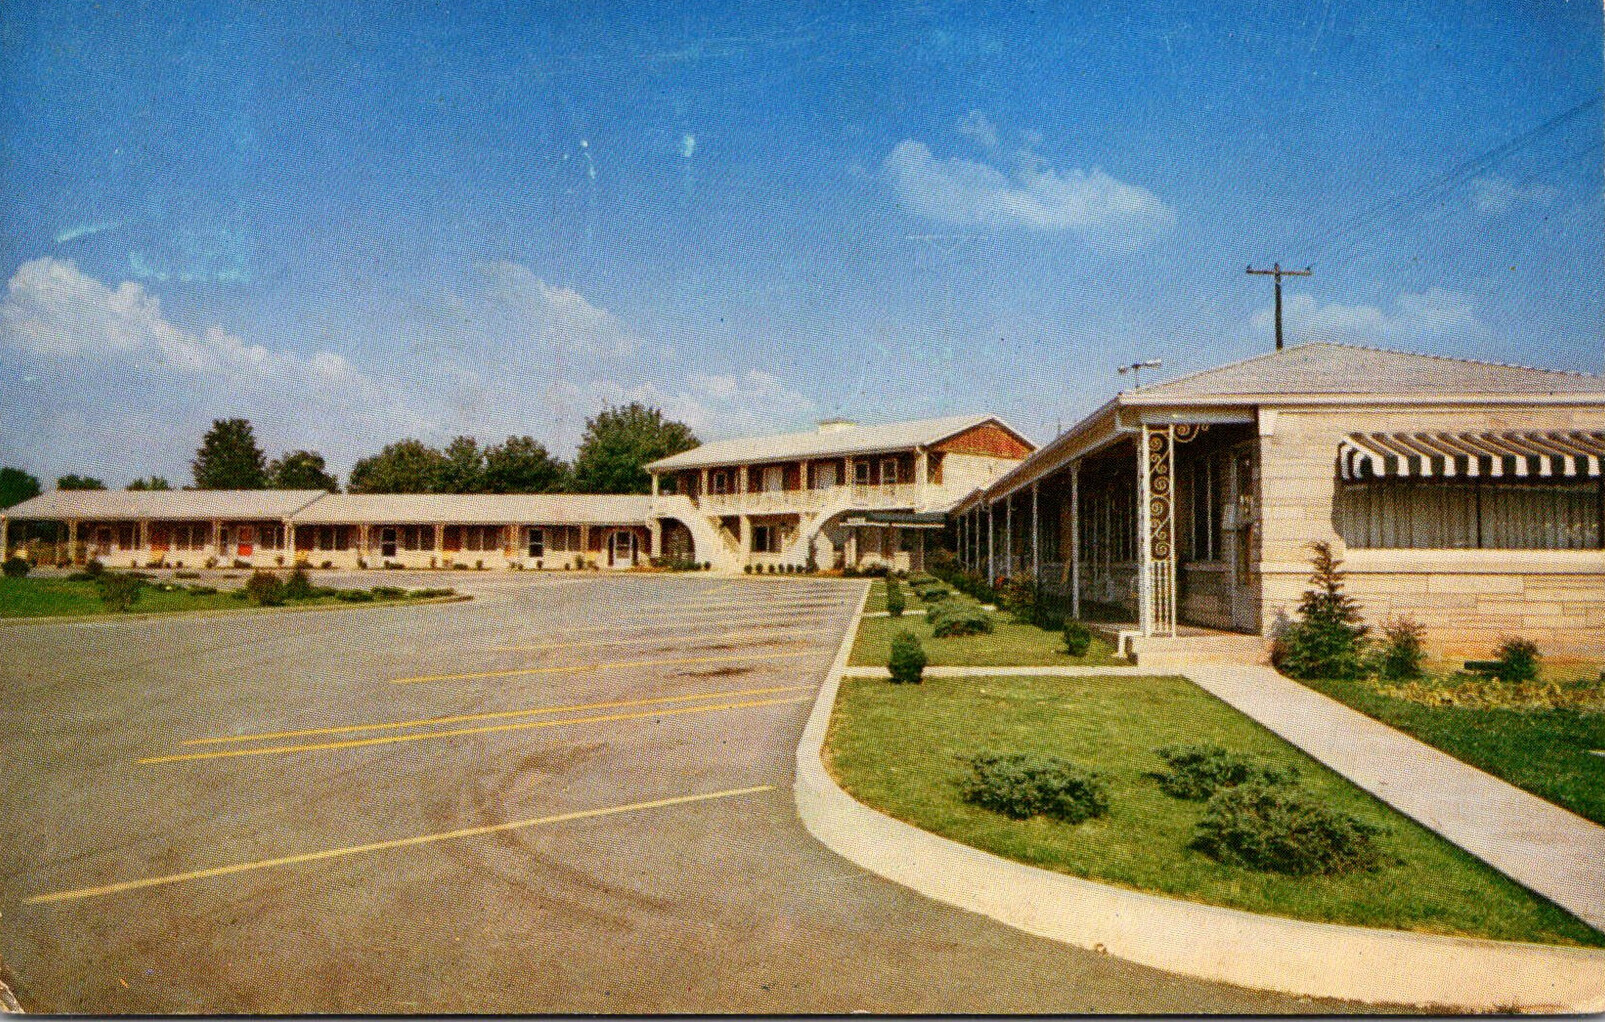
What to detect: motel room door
<box><xmin>1223</xmin><ymin>441</ymin><xmax>1260</xmax><ymax>633</ymax></box>
<box><xmin>607</xmin><ymin>530</ymin><xmax>636</xmax><ymax>568</ymax></box>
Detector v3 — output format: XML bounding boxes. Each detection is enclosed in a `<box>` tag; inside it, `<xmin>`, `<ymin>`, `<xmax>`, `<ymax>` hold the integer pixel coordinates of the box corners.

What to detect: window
<box><xmin>812</xmin><ymin>462</ymin><xmax>837</xmax><ymax>489</ymax></box>
<box><xmin>711</xmin><ymin>470</ymin><xmax>730</xmax><ymax>495</ymax></box>
<box><xmin>762</xmin><ymin>465</ymin><xmax>784</xmax><ymax>492</ymax></box>
<box><xmin>854</xmin><ymin>460</ymin><xmax>871</xmax><ymax>485</ymax></box>
<box><xmin>1188</xmin><ymin>456</ymin><xmax>1224</xmax><ymax>562</ymax></box>
<box><xmin>1336</xmin><ymin>479</ymin><xmax>1603</xmax><ymax>550</ymax></box>
<box><xmin>880</xmin><ymin>459</ymin><xmax>899</xmax><ymax>485</ymax></box>
<box><xmin>528</xmin><ymin>528</ymin><xmax>544</xmax><ymax>558</ymax></box>
<box><xmin>751</xmin><ymin>525</ymin><xmax>781</xmax><ymax>553</ymax></box>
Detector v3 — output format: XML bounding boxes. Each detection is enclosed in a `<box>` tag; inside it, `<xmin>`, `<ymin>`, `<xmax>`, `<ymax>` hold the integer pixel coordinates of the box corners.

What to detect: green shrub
<box><xmin>2</xmin><ymin>556</ymin><xmax>30</xmax><ymax>578</ymax></box>
<box><xmin>1063</xmin><ymin>620</ymin><xmax>1093</xmax><ymax>657</ymax></box>
<box><xmin>244</xmin><ymin>570</ymin><xmax>286</xmax><ymax>607</ymax></box>
<box><xmin>887</xmin><ymin>629</ymin><xmax>926</xmax><ymax>684</ymax></box>
<box><xmin>997</xmin><ymin>574</ymin><xmax>1036</xmax><ymax>620</ymax></box>
<box><xmin>1190</xmin><ymin>782</ymin><xmax>1389</xmax><ymax>876</ymax></box>
<box><xmin>885</xmin><ymin>578</ymin><xmax>906</xmax><ymax>617</ymax></box>
<box><xmin>186</xmin><ymin>584</ymin><xmax>219</xmax><ymax>595</ymax></box>
<box><xmin>84</xmin><ymin>558</ymin><xmax>105</xmax><ymax>578</ymax></box>
<box><xmin>410</xmin><ymin>587</ymin><xmax>455</xmax><ymax>598</ymax></box>
<box><xmin>743</xmin><ymin>564</ymin><xmax>753</xmax><ymax>574</ymax></box>
<box><xmin>283</xmin><ymin>566</ymin><xmax>316</xmax><ymax>601</ymax></box>
<box><xmin>1376</xmin><ymin>617</ymin><xmax>1427</xmax><ymax>681</ymax></box>
<box><xmin>1492</xmin><ymin>637</ymin><xmax>1541</xmax><ymax>683</ymax></box>
<box><xmin>1270</xmin><ymin>542</ymin><xmax>1370</xmax><ymax>680</ymax></box>
<box><xmin>929</xmin><ymin>601</ymin><xmax>994</xmax><ymax>637</ymax></box>
<box><xmin>959</xmin><ymin>752</ymin><xmax>1109</xmax><ymax>825</ymax></box>
<box><xmin>915</xmin><ymin>584</ymin><xmax>950</xmax><ymax>603</ymax></box>
<box><xmin>1152</xmin><ymin>743</ymin><xmax>1297</xmax><ymax>801</ymax></box>
<box><xmin>65</xmin><ymin>570</ymin><xmax>96</xmax><ymax>582</ymax></box>
<box><xmin>336</xmin><ymin>588</ymin><xmax>376</xmax><ymax>602</ymax></box>
<box><xmin>173</xmin><ymin>570</ymin><xmax>201</xmax><ymax>579</ymax></box>
<box><xmin>370</xmin><ymin>585</ymin><xmax>407</xmax><ymax>599</ymax></box>
<box><xmin>96</xmin><ymin>572</ymin><xmax>143</xmax><ymax>612</ymax></box>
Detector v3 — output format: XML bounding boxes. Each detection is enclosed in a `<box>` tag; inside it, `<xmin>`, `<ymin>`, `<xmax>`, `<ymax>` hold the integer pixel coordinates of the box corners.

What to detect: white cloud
<box><xmin>478</xmin><ymin>261</ymin><xmax>641</xmax><ymax>358</ymax></box>
<box><xmin>1471</xmin><ymin>175</ymin><xmax>1558</xmax><ymax>215</ymax></box>
<box><xmin>884</xmin><ymin>128</ymin><xmax>1175</xmax><ymax>248</ymax></box>
<box><xmin>1258</xmin><ymin>288</ymin><xmax>1485</xmax><ymax>344</ymax></box>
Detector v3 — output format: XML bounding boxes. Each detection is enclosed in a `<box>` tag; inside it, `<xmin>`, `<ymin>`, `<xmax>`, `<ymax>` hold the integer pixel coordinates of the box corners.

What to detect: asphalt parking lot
<box><xmin>0</xmin><ymin>572</ymin><xmax>1351</xmax><ymax>1013</ymax></box>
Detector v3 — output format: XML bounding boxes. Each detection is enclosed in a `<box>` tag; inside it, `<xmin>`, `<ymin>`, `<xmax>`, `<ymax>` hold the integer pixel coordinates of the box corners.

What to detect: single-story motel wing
<box><xmin>3</xmin><ymin>342</ymin><xmax>1602</xmax><ymax>654</ymax></box>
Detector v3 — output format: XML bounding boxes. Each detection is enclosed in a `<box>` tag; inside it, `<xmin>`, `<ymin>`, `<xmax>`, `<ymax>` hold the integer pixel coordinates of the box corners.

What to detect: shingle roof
<box><xmin>2</xmin><ymin>489</ymin><xmax>327</xmax><ymax>520</ymax></box>
<box><xmin>289</xmin><ymin>492</ymin><xmax>652</xmax><ymax>525</ymax></box>
<box><xmin>1132</xmin><ymin>342</ymin><xmax>1605</xmax><ymax>399</ymax></box>
<box><xmin>646</xmin><ymin>413</ymin><xmax>1028</xmax><ymax>471</ymax></box>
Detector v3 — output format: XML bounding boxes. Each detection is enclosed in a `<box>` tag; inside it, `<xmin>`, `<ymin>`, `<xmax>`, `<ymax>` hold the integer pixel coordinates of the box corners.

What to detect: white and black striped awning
<box><xmin>1339</xmin><ymin>431</ymin><xmax>1605</xmax><ymax>481</ymax></box>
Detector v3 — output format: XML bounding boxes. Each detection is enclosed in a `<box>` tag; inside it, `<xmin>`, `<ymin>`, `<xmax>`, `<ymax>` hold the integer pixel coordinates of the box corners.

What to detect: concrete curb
<box><xmin>842</xmin><ymin>665</ymin><xmax>1154</xmax><ymax>678</ymax></box>
<box><xmin>0</xmin><ymin>593</ymin><xmax>472</xmax><ymax>629</ymax></box>
<box><xmin>793</xmin><ymin>596</ymin><xmax>1605</xmax><ymax>1011</ymax></box>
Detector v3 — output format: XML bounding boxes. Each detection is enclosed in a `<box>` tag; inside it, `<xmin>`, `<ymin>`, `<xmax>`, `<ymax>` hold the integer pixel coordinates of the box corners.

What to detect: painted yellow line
<box><xmin>183</xmin><ymin>684</ymin><xmax>815</xmax><ymax>745</ymax></box>
<box><xmin>24</xmin><ymin>784</ymin><xmax>776</xmax><ymax>906</ymax></box>
<box><xmin>139</xmin><ymin>696</ymin><xmax>812</xmax><ymax>764</ymax></box>
<box><xmin>391</xmin><ymin>649</ymin><xmax>821</xmax><ymax>685</ymax></box>
<box><xmin>486</xmin><ymin>626</ymin><xmax>834</xmax><ymax>654</ymax></box>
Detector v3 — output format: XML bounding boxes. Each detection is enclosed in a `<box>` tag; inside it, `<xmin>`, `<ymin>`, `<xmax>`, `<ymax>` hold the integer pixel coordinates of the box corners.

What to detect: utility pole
<box><xmin>1247</xmin><ymin>263</ymin><xmax>1312</xmax><ymax>351</ymax></box>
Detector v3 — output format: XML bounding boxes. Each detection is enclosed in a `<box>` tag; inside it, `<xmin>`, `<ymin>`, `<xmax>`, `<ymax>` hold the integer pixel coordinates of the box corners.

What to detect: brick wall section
<box><xmin>1257</xmin><ymin>404</ymin><xmax>1605</xmax><ymax>657</ymax></box>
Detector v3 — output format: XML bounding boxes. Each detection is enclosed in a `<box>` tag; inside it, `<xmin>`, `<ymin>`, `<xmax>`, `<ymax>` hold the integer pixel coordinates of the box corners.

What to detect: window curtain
<box><xmin>1336</xmin><ymin>480</ymin><xmax>1601</xmax><ymax>550</ymax></box>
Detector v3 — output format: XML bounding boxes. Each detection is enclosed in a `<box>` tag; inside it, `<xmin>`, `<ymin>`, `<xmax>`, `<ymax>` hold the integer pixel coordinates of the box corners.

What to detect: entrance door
<box><xmin>237</xmin><ymin>525</ymin><xmax>255</xmax><ymax>558</ymax></box>
<box><xmin>381</xmin><ymin>527</ymin><xmax>397</xmax><ymax>559</ymax></box>
<box><xmin>1224</xmin><ymin>442</ymin><xmax>1260</xmax><ymax>632</ymax></box>
<box><xmin>607</xmin><ymin>530</ymin><xmax>636</xmax><ymax>568</ymax></box>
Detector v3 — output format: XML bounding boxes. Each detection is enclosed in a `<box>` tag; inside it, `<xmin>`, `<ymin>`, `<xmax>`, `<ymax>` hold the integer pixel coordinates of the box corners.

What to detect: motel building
<box><xmin>645</xmin><ymin>414</ymin><xmax>1033</xmax><ymax>573</ymax></box>
<box><xmin>954</xmin><ymin>342</ymin><xmax>1605</xmax><ymax>659</ymax></box>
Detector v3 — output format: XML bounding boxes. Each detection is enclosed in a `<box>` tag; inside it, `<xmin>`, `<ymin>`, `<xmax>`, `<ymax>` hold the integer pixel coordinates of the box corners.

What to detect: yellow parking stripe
<box><xmin>486</xmin><ymin>626</ymin><xmax>834</xmax><ymax>653</ymax></box>
<box><xmin>139</xmin><ymin>696</ymin><xmax>812</xmax><ymax>764</ymax></box>
<box><xmin>391</xmin><ymin>649</ymin><xmax>821</xmax><ymax>685</ymax></box>
<box><xmin>25</xmin><ymin>784</ymin><xmax>776</xmax><ymax>906</ymax></box>
<box><xmin>183</xmin><ymin>684</ymin><xmax>814</xmax><ymax>745</ymax></box>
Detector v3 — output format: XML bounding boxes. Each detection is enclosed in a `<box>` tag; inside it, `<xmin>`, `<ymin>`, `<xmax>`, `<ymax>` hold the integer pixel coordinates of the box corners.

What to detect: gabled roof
<box><xmin>645</xmin><ymin>413</ymin><xmax>1031</xmax><ymax>471</ymax></box>
<box><xmin>290</xmin><ymin>492</ymin><xmax>652</xmax><ymax>525</ymax></box>
<box><xmin>3</xmin><ymin>489</ymin><xmax>327</xmax><ymax>520</ymax></box>
<box><xmin>1131</xmin><ymin>342</ymin><xmax>1605</xmax><ymax>400</ymax></box>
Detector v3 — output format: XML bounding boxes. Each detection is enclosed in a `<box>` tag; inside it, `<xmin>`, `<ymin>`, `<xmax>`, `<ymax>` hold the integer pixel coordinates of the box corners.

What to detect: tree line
<box><xmin>0</xmin><ymin>402</ymin><xmax>698</xmax><ymax>507</ymax></box>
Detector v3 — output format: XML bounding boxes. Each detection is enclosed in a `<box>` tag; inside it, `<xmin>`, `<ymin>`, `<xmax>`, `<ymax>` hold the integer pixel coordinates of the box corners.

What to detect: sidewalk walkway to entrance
<box><xmin>1183</xmin><ymin>664</ymin><xmax>1605</xmax><ymax>933</ymax></box>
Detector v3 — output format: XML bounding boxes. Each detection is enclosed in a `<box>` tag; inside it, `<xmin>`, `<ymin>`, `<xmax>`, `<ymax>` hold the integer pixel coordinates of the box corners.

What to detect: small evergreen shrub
<box><xmin>97</xmin><ymin>572</ymin><xmax>143</xmax><ymax>612</ymax></box>
<box><xmin>1270</xmin><ymin>542</ymin><xmax>1370</xmax><ymax>679</ymax></box>
<box><xmin>887</xmin><ymin>629</ymin><xmax>926</xmax><ymax>684</ymax></box>
<box><xmin>997</xmin><ymin>574</ymin><xmax>1036</xmax><ymax>621</ymax></box>
<box><xmin>1062</xmin><ymin>620</ymin><xmax>1093</xmax><ymax>657</ymax></box>
<box><xmin>1492</xmin><ymin>637</ymin><xmax>1541</xmax><ymax>683</ymax></box>
<box><xmin>1190</xmin><ymin>782</ymin><xmax>1389</xmax><ymax>876</ymax></box>
<box><xmin>244</xmin><ymin>570</ymin><xmax>285</xmax><ymax>607</ymax></box>
<box><xmin>283</xmin><ymin>566</ymin><xmax>316</xmax><ymax>601</ymax></box>
<box><xmin>84</xmin><ymin>558</ymin><xmax>105</xmax><ymax>578</ymax></box>
<box><xmin>929</xmin><ymin>601</ymin><xmax>994</xmax><ymax>637</ymax></box>
<box><xmin>371</xmin><ymin>585</ymin><xmax>407</xmax><ymax>599</ymax></box>
<box><xmin>1376</xmin><ymin>617</ymin><xmax>1427</xmax><ymax>681</ymax></box>
<box><xmin>335</xmin><ymin>588</ymin><xmax>375</xmax><ymax>602</ymax></box>
<box><xmin>186</xmin><ymin>584</ymin><xmax>219</xmax><ymax>595</ymax></box>
<box><xmin>959</xmin><ymin>752</ymin><xmax>1109</xmax><ymax>825</ymax></box>
<box><xmin>885</xmin><ymin>578</ymin><xmax>906</xmax><ymax>617</ymax></box>
<box><xmin>1152</xmin><ymin>743</ymin><xmax>1297</xmax><ymax>801</ymax></box>
<box><xmin>2</xmin><ymin>556</ymin><xmax>30</xmax><ymax>578</ymax></box>
<box><xmin>410</xmin><ymin>587</ymin><xmax>455</xmax><ymax>598</ymax></box>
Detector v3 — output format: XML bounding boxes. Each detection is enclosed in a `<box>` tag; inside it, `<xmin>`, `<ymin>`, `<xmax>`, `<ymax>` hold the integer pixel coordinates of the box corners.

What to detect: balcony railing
<box><xmin>686</xmin><ymin>482</ymin><xmax>921</xmax><ymax>513</ymax></box>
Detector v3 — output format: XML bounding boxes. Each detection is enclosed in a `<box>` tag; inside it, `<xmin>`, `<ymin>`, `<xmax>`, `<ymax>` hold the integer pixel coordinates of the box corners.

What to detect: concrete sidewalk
<box><xmin>1185</xmin><ymin>664</ymin><xmax>1605</xmax><ymax>933</ymax></box>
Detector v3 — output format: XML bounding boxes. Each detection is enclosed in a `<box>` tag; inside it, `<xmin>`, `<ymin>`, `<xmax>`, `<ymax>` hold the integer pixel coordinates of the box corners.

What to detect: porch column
<box><xmin>212</xmin><ymin>518</ymin><xmax>223</xmax><ymax>564</ymax></box>
<box><xmin>915</xmin><ymin>448</ymin><xmax>928</xmax><ymax>509</ymax></box>
<box><xmin>651</xmin><ymin>474</ymin><xmax>660</xmax><ymax>497</ymax></box>
<box><xmin>1030</xmin><ymin>481</ymin><xmax>1040</xmax><ymax>579</ymax></box>
<box><xmin>1070</xmin><ymin>460</ymin><xmax>1081</xmax><ymax>620</ymax></box>
<box><xmin>700</xmin><ymin>468</ymin><xmax>709</xmax><ymax>500</ymax></box>
<box><xmin>738</xmin><ymin>515</ymin><xmax>752</xmax><ymax>562</ymax></box>
<box><xmin>435</xmin><ymin>523</ymin><xmax>445</xmax><ymax>567</ymax></box>
<box><xmin>0</xmin><ymin>516</ymin><xmax>8</xmax><ymax>559</ymax></box>
<box><xmin>1138</xmin><ymin>424</ymin><xmax>1178</xmax><ymax>638</ymax></box>
<box><xmin>579</xmin><ymin>525</ymin><xmax>590</xmax><ymax>566</ymax></box>
<box><xmin>286</xmin><ymin>522</ymin><xmax>296</xmax><ymax>562</ymax></box>
<box><xmin>986</xmin><ymin>503</ymin><xmax>995</xmax><ymax>581</ymax></box>
<box><xmin>1004</xmin><ymin>496</ymin><xmax>1013</xmax><ymax>577</ymax></box>
<box><xmin>647</xmin><ymin>519</ymin><xmax>661</xmax><ymax>559</ymax></box>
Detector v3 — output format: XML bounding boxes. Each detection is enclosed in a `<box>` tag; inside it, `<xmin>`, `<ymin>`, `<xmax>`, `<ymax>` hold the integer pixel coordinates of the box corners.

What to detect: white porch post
<box><xmin>651</xmin><ymin>473</ymin><xmax>660</xmax><ymax>497</ymax></box>
<box><xmin>1137</xmin><ymin>431</ymin><xmax>1153</xmax><ymax>636</ymax></box>
<box><xmin>1137</xmin><ymin>424</ymin><xmax>1178</xmax><ymax>638</ymax></box>
<box><xmin>1030</xmin><ymin>481</ymin><xmax>1040</xmax><ymax>580</ymax></box>
<box><xmin>579</xmin><ymin>524</ymin><xmax>590</xmax><ymax>567</ymax></box>
<box><xmin>915</xmin><ymin>447</ymin><xmax>928</xmax><ymax>509</ymax></box>
<box><xmin>138</xmin><ymin>519</ymin><xmax>149</xmax><ymax>563</ymax></box>
<box><xmin>739</xmin><ymin>515</ymin><xmax>752</xmax><ymax>563</ymax></box>
<box><xmin>986</xmin><ymin>503</ymin><xmax>995</xmax><ymax>581</ymax></box>
<box><xmin>212</xmin><ymin>518</ymin><xmax>223</xmax><ymax>564</ymax></box>
<box><xmin>435</xmin><ymin>522</ymin><xmax>445</xmax><ymax>567</ymax></box>
<box><xmin>1070</xmin><ymin>460</ymin><xmax>1081</xmax><ymax>621</ymax></box>
<box><xmin>0</xmin><ymin>516</ymin><xmax>8</xmax><ymax>559</ymax></box>
<box><xmin>1004</xmin><ymin>495</ymin><xmax>1013</xmax><ymax>577</ymax></box>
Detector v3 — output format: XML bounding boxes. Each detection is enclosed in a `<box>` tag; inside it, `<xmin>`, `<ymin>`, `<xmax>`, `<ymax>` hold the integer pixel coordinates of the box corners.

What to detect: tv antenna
<box><xmin>1119</xmin><ymin>359</ymin><xmax>1163</xmax><ymax>390</ymax></box>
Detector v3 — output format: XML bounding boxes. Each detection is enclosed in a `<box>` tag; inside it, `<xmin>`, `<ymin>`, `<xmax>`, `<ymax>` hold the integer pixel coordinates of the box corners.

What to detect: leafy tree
<box><xmin>57</xmin><ymin>474</ymin><xmax>107</xmax><ymax>491</ymax></box>
<box><xmin>435</xmin><ymin>436</ymin><xmax>486</xmax><ymax>494</ymax></box>
<box><xmin>0</xmin><ymin>467</ymin><xmax>42</xmax><ymax>508</ymax></box>
<box><xmin>483</xmin><ymin>436</ymin><xmax>569</xmax><ymax>493</ymax></box>
<box><xmin>126</xmin><ymin>476</ymin><xmax>172</xmax><ymax>491</ymax></box>
<box><xmin>572</xmin><ymin>403</ymin><xmax>697</xmax><ymax>494</ymax></box>
<box><xmin>192</xmin><ymin>418</ymin><xmax>267</xmax><ymax>489</ymax></box>
<box><xmin>348</xmin><ymin>439</ymin><xmax>447</xmax><ymax>494</ymax></box>
<box><xmin>268</xmin><ymin>450</ymin><xmax>339</xmax><ymax>492</ymax></box>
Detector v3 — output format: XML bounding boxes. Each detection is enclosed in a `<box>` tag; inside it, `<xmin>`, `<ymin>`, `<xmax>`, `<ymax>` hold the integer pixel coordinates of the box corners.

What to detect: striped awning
<box><xmin>1339</xmin><ymin>431</ymin><xmax>1605</xmax><ymax>481</ymax></box>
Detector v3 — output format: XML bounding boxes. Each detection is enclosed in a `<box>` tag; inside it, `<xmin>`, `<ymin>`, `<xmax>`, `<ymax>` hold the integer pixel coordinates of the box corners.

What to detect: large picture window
<box><xmin>1336</xmin><ymin>479</ymin><xmax>1603</xmax><ymax>550</ymax></box>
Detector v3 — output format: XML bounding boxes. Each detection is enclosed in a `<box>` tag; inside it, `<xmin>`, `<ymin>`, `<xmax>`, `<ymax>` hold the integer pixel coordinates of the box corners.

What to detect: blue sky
<box><xmin>1</xmin><ymin>1</ymin><xmax>1600</xmax><ymax>485</ymax></box>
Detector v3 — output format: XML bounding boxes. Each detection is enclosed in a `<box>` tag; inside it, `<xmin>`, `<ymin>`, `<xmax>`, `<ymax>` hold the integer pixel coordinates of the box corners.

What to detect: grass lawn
<box><xmin>1298</xmin><ymin>674</ymin><xmax>1605</xmax><ymax>827</ymax></box>
<box><xmin>826</xmin><ymin>672</ymin><xmax>1604</xmax><ymax>947</ymax></box>
<box><xmin>0</xmin><ymin>576</ymin><xmax>439</xmax><ymax>618</ymax></box>
<box><xmin>850</xmin><ymin>609</ymin><xmax>1122</xmax><ymax>667</ymax></box>
<box><xmin>862</xmin><ymin>578</ymin><xmax>928</xmax><ymax>615</ymax></box>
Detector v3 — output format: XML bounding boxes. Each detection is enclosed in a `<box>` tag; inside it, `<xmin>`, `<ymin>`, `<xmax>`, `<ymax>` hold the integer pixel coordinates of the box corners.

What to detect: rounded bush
<box><xmin>1493</xmin><ymin>637</ymin><xmax>1541</xmax><ymax>683</ymax></box>
<box><xmin>884</xmin><ymin>578</ymin><xmax>906</xmax><ymax>618</ymax></box>
<box><xmin>1152</xmin><ymin>743</ymin><xmax>1297</xmax><ymax>801</ymax></box>
<box><xmin>282</xmin><ymin>566</ymin><xmax>316</xmax><ymax>601</ymax></box>
<box><xmin>1063</xmin><ymin>620</ymin><xmax>1093</xmax><ymax>657</ymax></box>
<box><xmin>887</xmin><ymin>628</ymin><xmax>926</xmax><ymax>684</ymax></box>
<box><xmin>244</xmin><ymin>570</ymin><xmax>286</xmax><ymax>607</ymax></box>
<box><xmin>96</xmin><ymin>572</ymin><xmax>143</xmax><ymax>612</ymax></box>
<box><xmin>929</xmin><ymin>602</ymin><xmax>993</xmax><ymax>638</ymax></box>
<box><xmin>2</xmin><ymin>556</ymin><xmax>30</xmax><ymax>578</ymax></box>
<box><xmin>1190</xmin><ymin>782</ymin><xmax>1388</xmax><ymax>876</ymax></box>
<box><xmin>960</xmin><ymin>752</ymin><xmax>1109</xmax><ymax>824</ymax></box>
